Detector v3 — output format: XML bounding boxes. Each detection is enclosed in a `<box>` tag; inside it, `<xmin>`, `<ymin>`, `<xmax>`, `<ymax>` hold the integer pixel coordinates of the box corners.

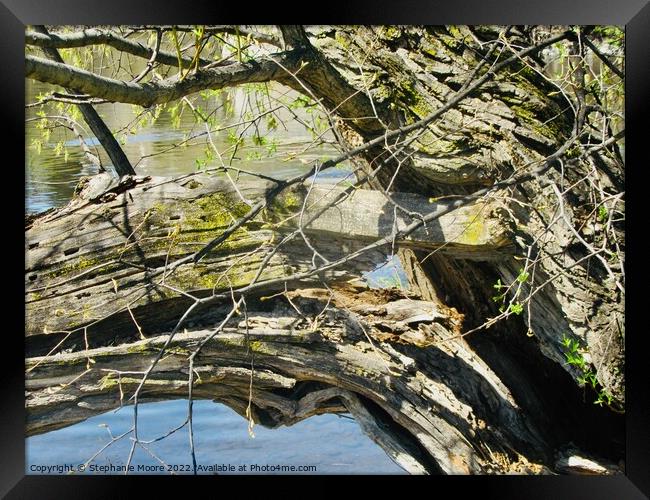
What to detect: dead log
<box><xmin>278</xmin><ymin>183</ymin><xmax>513</xmax><ymax>259</ymax></box>
<box><xmin>27</xmin><ymin>286</ymin><xmax>552</xmax><ymax>475</ymax></box>
<box><xmin>25</xmin><ymin>172</ymin><xmax>511</xmax><ymax>355</ymax></box>
<box><xmin>23</xmin><ymin>24</ymin><xmax>625</xmax><ymax>475</ymax></box>
<box><xmin>299</xmin><ymin>25</ymin><xmax>624</xmax><ymax>409</ymax></box>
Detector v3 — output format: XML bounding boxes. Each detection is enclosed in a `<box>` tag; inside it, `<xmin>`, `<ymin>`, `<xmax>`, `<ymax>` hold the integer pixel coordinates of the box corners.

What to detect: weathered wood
<box><xmin>25</xmin><ymin>172</ymin><xmax>511</xmax><ymax>354</ymax></box>
<box><xmin>23</xmin><ymin>25</ymin><xmax>625</xmax><ymax>475</ymax></box>
<box><xmin>26</xmin><ymin>287</ymin><xmax>553</xmax><ymax>474</ymax></box>
<box><xmin>24</xmin><ymin>171</ymin><xmax>622</xmax><ymax>475</ymax></box>
<box><xmin>283</xmin><ymin>185</ymin><xmax>513</xmax><ymax>259</ymax></box>
<box><xmin>303</xmin><ymin>25</ymin><xmax>624</xmax><ymax>407</ymax></box>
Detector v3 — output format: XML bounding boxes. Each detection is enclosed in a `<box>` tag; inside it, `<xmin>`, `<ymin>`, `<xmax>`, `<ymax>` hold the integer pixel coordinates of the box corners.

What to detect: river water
<box><xmin>25</xmin><ymin>77</ymin><xmax>349</xmax><ymax>213</ymax></box>
<box><xmin>25</xmin><ymin>78</ymin><xmax>406</xmax><ymax>475</ymax></box>
<box><xmin>27</xmin><ymin>400</ymin><xmax>405</xmax><ymax>475</ymax></box>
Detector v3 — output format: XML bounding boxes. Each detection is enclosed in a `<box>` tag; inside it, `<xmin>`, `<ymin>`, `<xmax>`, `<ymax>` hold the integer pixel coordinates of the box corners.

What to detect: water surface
<box><xmin>26</xmin><ymin>400</ymin><xmax>406</xmax><ymax>474</ymax></box>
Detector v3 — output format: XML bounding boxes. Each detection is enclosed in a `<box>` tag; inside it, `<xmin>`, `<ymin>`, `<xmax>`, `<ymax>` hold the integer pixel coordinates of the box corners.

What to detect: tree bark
<box><xmin>25</xmin><ymin>172</ymin><xmax>510</xmax><ymax>353</ymax></box>
<box><xmin>24</xmin><ymin>25</ymin><xmax>625</xmax><ymax>474</ymax></box>
<box><xmin>26</xmin><ymin>282</ymin><xmax>553</xmax><ymax>474</ymax></box>
<box><xmin>301</xmin><ymin>25</ymin><xmax>625</xmax><ymax>407</ymax></box>
<box><xmin>31</xmin><ymin>26</ymin><xmax>136</xmax><ymax>177</ymax></box>
<box><xmin>26</xmin><ymin>28</ymin><xmax>213</xmax><ymax>68</ymax></box>
<box><xmin>25</xmin><ymin>50</ymin><xmax>303</xmax><ymax>108</ymax></box>
<box><xmin>25</xmin><ymin>169</ymin><xmax>624</xmax><ymax>473</ymax></box>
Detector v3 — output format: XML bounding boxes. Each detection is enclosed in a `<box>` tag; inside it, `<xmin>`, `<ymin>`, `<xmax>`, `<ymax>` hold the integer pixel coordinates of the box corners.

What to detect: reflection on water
<box><xmin>26</xmin><ymin>400</ymin><xmax>406</xmax><ymax>475</ymax></box>
<box><xmin>25</xmin><ymin>78</ymin><xmax>351</xmax><ymax>213</ymax></box>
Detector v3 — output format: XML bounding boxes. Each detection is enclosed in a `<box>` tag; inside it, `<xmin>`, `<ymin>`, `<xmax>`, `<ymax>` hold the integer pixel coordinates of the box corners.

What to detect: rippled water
<box><xmin>25</xmin><ymin>77</ymin><xmax>349</xmax><ymax>213</ymax></box>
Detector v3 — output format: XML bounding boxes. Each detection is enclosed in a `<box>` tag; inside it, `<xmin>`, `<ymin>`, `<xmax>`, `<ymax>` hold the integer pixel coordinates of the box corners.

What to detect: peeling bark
<box><xmin>303</xmin><ymin>25</ymin><xmax>625</xmax><ymax>406</ymax></box>
<box><xmin>25</xmin><ymin>173</ymin><xmax>509</xmax><ymax>353</ymax></box>
<box><xmin>25</xmin><ymin>170</ymin><xmax>623</xmax><ymax>474</ymax></box>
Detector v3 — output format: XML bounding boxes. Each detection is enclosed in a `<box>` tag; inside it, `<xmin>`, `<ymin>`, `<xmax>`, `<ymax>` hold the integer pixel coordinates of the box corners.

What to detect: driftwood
<box><xmin>25</xmin><ymin>173</ymin><xmax>511</xmax><ymax>355</ymax></box>
<box><xmin>27</xmin><ymin>283</ymin><xmax>548</xmax><ymax>474</ymax></box>
<box><xmin>23</xmin><ymin>25</ymin><xmax>625</xmax><ymax>475</ymax></box>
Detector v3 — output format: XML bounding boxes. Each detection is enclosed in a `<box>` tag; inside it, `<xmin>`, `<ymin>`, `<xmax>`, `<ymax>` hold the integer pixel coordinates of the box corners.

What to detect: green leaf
<box><xmin>509</xmin><ymin>302</ymin><xmax>524</xmax><ymax>315</ymax></box>
<box><xmin>597</xmin><ymin>205</ymin><xmax>608</xmax><ymax>223</ymax></box>
<box><xmin>588</xmin><ymin>373</ymin><xmax>598</xmax><ymax>388</ymax></box>
<box><xmin>31</xmin><ymin>138</ymin><xmax>43</xmax><ymax>155</ymax></box>
<box><xmin>252</xmin><ymin>135</ymin><xmax>267</xmax><ymax>147</ymax></box>
<box><xmin>266</xmin><ymin>139</ymin><xmax>278</xmax><ymax>155</ymax></box>
<box><xmin>566</xmin><ymin>353</ymin><xmax>585</xmax><ymax>370</ymax></box>
<box><xmin>517</xmin><ymin>269</ymin><xmax>530</xmax><ymax>283</ymax></box>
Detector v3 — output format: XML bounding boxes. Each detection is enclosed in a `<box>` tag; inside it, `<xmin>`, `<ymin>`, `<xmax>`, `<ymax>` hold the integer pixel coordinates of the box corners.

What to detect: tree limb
<box><xmin>31</xmin><ymin>25</ymin><xmax>136</xmax><ymax>176</ymax></box>
<box><xmin>582</xmin><ymin>35</ymin><xmax>624</xmax><ymax>80</ymax></box>
<box><xmin>25</xmin><ymin>51</ymin><xmax>302</xmax><ymax>107</ymax></box>
<box><xmin>125</xmin><ymin>25</ymin><xmax>283</xmax><ymax>48</ymax></box>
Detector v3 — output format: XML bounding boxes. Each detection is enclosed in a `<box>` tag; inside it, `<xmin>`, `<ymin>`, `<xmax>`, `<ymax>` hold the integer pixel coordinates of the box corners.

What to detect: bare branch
<box><xmin>582</xmin><ymin>35</ymin><xmax>624</xmax><ymax>80</ymax></box>
<box><xmin>125</xmin><ymin>25</ymin><xmax>283</xmax><ymax>48</ymax></box>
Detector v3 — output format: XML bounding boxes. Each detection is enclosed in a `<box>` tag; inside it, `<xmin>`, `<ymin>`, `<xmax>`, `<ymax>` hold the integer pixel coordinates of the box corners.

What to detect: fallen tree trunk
<box><xmin>25</xmin><ymin>172</ymin><xmax>511</xmax><ymax>355</ymax></box>
<box><xmin>27</xmin><ymin>284</ymin><xmax>551</xmax><ymax>474</ymax></box>
<box><xmin>301</xmin><ymin>25</ymin><xmax>625</xmax><ymax>408</ymax></box>
<box><xmin>24</xmin><ymin>172</ymin><xmax>622</xmax><ymax>474</ymax></box>
<box><xmin>23</xmin><ymin>24</ymin><xmax>625</xmax><ymax>408</ymax></box>
<box><xmin>23</xmin><ymin>24</ymin><xmax>625</xmax><ymax>475</ymax></box>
